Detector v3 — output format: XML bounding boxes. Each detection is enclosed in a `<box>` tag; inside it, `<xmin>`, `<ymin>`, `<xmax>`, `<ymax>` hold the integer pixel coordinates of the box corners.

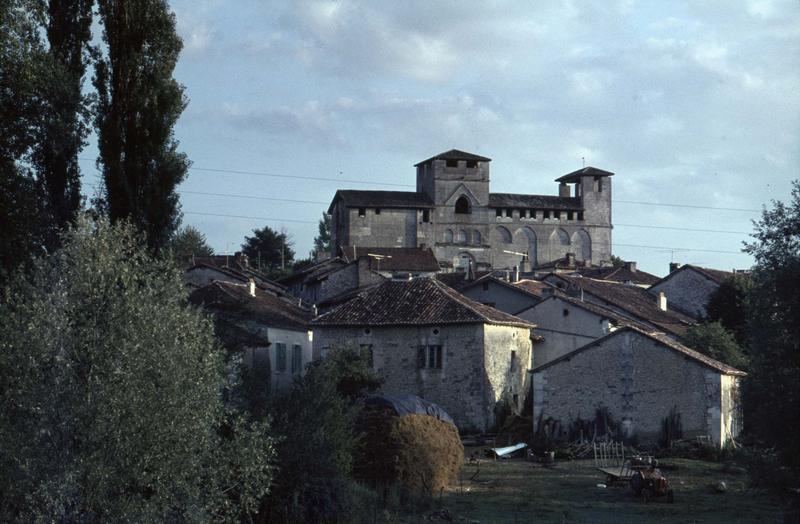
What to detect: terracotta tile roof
<box><xmin>514</xmin><ymin>279</ymin><xmax>561</xmax><ymax>298</ymax></box>
<box><xmin>555</xmin><ymin>166</ymin><xmax>615</xmax><ymax>183</ymax></box>
<box><xmin>576</xmin><ymin>265</ymin><xmax>660</xmax><ymax>286</ymax></box>
<box><xmin>329</xmin><ymin>190</ymin><xmax>435</xmax><ymax>212</ymax></box>
<box><xmin>189</xmin><ymin>281</ymin><xmax>312</xmax><ymax>332</ymax></box>
<box><xmin>186</xmin><ymin>261</ymin><xmax>289</xmax><ymax>296</ymax></box>
<box><xmin>342</xmin><ymin>247</ymin><xmax>440</xmax><ymax>272</ymax></box>
<box><xmin>489</xmin><ymin>193</ymin><xmax>583</xmax><ymax>210</ymax></box>
<box><xmin>545</xmin><ymin>274</ymin><xmax>696</xmax><ymax>337</ymax></box>
<box><xmin>311</xmin><ymin>277</ymin><xmax>535</xmax><ymax>329</ymax></box>
<box><xmin>650</xmin><ymin>264</ymin><xmax>735</xmax><ymax>289</ymax></box>
<box><xmin>414</xmin><ymin>149</ymin><xmax>491</xmax><ymax>166</ymax></box>
<box><xmin>458</xmin><ymin>275</ymin><xmax>550</xmax><ymax>304</ymax></box>
<box><xmin>532</xmin><ymin>326</ymin><xmax>746</xmax><ymax>377</ymax></box>
<box><xmin>278</xmin><ymin>257</ymin><xmax>348</xmax><ymax>286</ymax></box>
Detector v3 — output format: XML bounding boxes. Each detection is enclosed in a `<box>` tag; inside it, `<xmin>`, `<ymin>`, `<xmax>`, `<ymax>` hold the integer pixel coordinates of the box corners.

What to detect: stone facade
<box><xmin>329</xmin><ymin>150</ymin><xmax>613</xmax><ymax>270</ymax></box>
<box><xmin>313</xmin><ymin>322</ymin><xmax>532</xmax><ymax>433</ymax></box>
<box><xmin>241</xmin><ymin>327</ymin><xmax>314</xmax><ymax>393</ymax></box>
<box><xmin>531</xmin><ymin>328</ymin><xmax>745</xmax><ymax>447</ymax></box>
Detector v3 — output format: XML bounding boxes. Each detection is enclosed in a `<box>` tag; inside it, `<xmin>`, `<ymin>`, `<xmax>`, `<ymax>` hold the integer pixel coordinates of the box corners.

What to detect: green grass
<box><xmin>392</xmin><ymin>447</ymin><xmax>786</xmax><ymax>523</ymax></box>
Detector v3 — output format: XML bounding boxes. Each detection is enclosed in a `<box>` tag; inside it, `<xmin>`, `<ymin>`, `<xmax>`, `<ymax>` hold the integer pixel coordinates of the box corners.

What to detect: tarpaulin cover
<box><xmin>364</xmin><ymin>394</ymin><xmax>455</xmax><ymax>425</ymax></box>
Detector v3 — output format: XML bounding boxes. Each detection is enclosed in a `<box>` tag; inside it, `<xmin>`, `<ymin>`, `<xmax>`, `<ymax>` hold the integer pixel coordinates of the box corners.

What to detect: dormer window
<box><xmin>455</xmin><ymin>196</ymin><xmax>470</xmax><ymax>214</ymax></box>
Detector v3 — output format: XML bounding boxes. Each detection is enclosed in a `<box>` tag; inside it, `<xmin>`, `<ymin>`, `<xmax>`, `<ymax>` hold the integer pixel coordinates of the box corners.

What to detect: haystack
<box><xmin>355</xmin><ymin>395</ymin><xmax>463</xmax><ymax>496</ymax></box>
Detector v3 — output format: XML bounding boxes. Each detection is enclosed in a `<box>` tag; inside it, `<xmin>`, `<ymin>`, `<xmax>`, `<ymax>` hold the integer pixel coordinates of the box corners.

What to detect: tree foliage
<box><xmin>264</xmin><ymin>346</ymin><xmax>381</xmax><ymax>522</ymax></box>
<box><xmin>741</xmin><ymin>180</ymin><xmax>800</xmax><ymax>473</ymax></box>
<box><xmin>313</xmin><ymin>212</ymin><xmax>332</xmax><ymax>257</ymax></box>
<box><xmin>609</xmin><ymin>254</ymin><xmax>624</xmax><ymax>267</ymax></box>
<box><xmin>241</xmin><ymin>225</ymin><xmax>295</xmax><ymax>274</ymax></box>
<box><xmin>684</xmin><ymin>321</ymin><xmax>748</xmax><ymax>371</ymax></box>
<box><xmin>705</xmin><ymin>274</ymin><xmax>752</xmax><ymax>346</ymax></box>
<box><xmin>0</xmin><ymin>218</ymin><xmax>274</xmax><ymax>521</ymax></box>
<box><xmin>171</xmin><ymin>225</ymin><xmax>214</xmax><ymax>261</ymax></box>
<box><xmin>94</xmin><ymin>0</ymin><xmax>190</xmax><ymax>251</ymax></box>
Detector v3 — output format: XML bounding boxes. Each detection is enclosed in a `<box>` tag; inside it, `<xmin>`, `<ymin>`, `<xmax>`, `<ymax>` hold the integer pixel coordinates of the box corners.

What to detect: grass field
<box><xmin>394</xmin><ymin>447</ymin><xmax>787</xmax><ymax>523</ymax></box>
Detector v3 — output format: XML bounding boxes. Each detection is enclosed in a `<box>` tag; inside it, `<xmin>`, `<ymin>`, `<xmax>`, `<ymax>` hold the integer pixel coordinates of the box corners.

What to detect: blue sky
<box><xmin>80</xmin><ymin>0</ymin><xmax>800</xmax><ymax>276</ymax></box>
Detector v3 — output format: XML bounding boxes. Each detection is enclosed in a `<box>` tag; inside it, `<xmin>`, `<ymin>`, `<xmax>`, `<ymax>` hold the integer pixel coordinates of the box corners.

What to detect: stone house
<box><xmin>541</xmin><ymin>273</ymin><xmax>696</xmax><ymax>339</ymax></box>
<box><xmin>311</xmin><ymin>277</ymin><xmax>535</xmax><ymax>432</ymax></box>
<box><xmin>184</xmin><ymin>259</ymin><xmax>289</xmax><ymax>298</ymax></box>
<box><xmin>189</xmin><ymin>280</ymin><xmax>313</xmax><ymax>393</ymax></box>
<box><xmin>531</xmin><ymin>326</ymin><xmax>746</xmax><ymax>447</ymax></box>
<box><xmin>328</xmin><ymin>149</ymin><xmax>614</xmax><ymax>271</ymax></box>
<box><xmin>649</xmin><ymin>264</ymin><xmax>736</xmax><ymax>319</ymax></box>
<box><xmin>456</xmin><ymin>274</ymin><xmax>549</xmax><ymax>315</ymax></box>
<box><xmin>516</xmin><ymin>294</ymin><xmax>650</xmax><ymax>367</ymax></box>
<box><xmin>280</xmin><ymin>247</ymin><xmax>439</xmax><ymax>307</ymax></box>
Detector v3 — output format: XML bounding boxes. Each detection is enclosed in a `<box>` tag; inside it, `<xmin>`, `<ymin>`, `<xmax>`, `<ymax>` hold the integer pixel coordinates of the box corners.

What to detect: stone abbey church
<box><xmin>328</xmin><ymin>150</ymin><xmax>613</xmax><ymax>271</ymax></box>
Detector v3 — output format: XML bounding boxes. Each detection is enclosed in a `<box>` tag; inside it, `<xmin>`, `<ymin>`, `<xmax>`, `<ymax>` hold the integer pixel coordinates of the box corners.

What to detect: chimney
<box><xmin>669</xmin><ymin>262</ymin><xmax>680</xmax><ymax>273</ymax></box>
<box><xmin>312</xmin><ymin>304</ymin><xmax>318</xmax><ymax>316</ymax></box>
<box><xmin>466</xmin><ymin>259</ymin><xmax>475</xmax><ymax>281</ymax></box>
<box><xmin>512</xmin><ymin>265</ymin><xmax>519</xmax><ymax>283</ymax></box>
<box><xmin>559</xmin><ymin>183</ymin><xmax>570</xmax><ymax>197</ymax></box>
<box><xmin>248</xmin><ymin>278</ymin><xmax>256</xmax><ymax>297</ymax></box>
<box><xmin>657</xmin><ymin>291</ymin><xmax>667</xmax><ymax>311</ymax></box>
<box><xmin>624</xmin><ymin>261</ymin><xmax>637</xmax><ymax>273</ymax></box>
<box><xmin>235</xmin><ymin>251</ymin><xmax>249</xmax><ymax>268</ymax></box>
<box><xmin>566</xmin><ymin>252</ymin><xmax>576</xmax><ymax>267</ymax></box>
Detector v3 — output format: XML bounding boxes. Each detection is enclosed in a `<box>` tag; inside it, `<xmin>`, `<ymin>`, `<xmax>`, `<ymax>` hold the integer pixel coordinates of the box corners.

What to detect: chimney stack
<box><xmin>248</xmin><ymin>278</ymin><xmax>256</xmax><ymax>297</ymax></box>
<box><xmin>657</xmin><ymin>291</ymin><xmax>667</xmax><ymax>311</ymax></box>
<box><xmin>566</xmin><ymin>252</ymin><xmax>576</xmax><ymax>267</ymax></box>
<box><xmin>512</xmin><ymin>265</ymin><xmax>519</xmax><ymax>283</ymax></box>
<box><xmin>669</xmin><ymin>262</ymin><xmax>680</xmax><ymax>273</ymax></box>
<box><xmin>624</xmin><ymin>261</ymin><xmax>637</xmax><ymax>273</ymax></box>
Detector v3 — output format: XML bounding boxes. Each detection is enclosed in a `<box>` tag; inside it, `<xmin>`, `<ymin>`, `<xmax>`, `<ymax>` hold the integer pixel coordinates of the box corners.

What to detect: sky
<box><xmin>80</xmin><ymin>0</ymin><xmax>800</xmax><ymax>276</ymax></box>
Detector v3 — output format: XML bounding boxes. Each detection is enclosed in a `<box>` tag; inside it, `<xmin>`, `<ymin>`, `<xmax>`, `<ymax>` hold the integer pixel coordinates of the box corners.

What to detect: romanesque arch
<box><xmin>444</xmin><ymin>229</ymin><xmax>454</xmax><ymax>243</ymax></box>
<box><xmin>453</xmin><ymin>252</ymin><xmax>475</xmax><ymax>271</ymax></box>
<box><xmin>457</xmin><ymin>229</ymin><xmax>468</xmax><ymax>244</ymax></box>
<box><xmin>513</xmin><ymin>227</ymin><xmax>537</xmax><ymax>266</ymax></box>
<box><xmin>472</xmin><ymin>229</ymin><xmax>482</xmax><ymax>245</ymax></box>
<box><xmin>549</xmin><ymin>228</ymin><xmax>571</xmax><ymax>260</ymax></box>
<box><xmin>571</xmin><ymin>229</ymin><xmax>591</xmax><ymax>262</ymax></box>
<box><xmin>493</xmin><ymin>225</ymin><xmax>512</xmax><ymax>244</ymax></box>
<box><xmin>455</xmin><ymin>195</ymin><xmax>471</xmax><ymax>214</ymax></box>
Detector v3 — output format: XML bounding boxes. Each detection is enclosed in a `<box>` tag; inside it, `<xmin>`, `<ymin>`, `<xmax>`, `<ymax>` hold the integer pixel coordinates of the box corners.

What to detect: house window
<box><xmin>422</xmin><ymin>209</ymin><xmax>430</xmax><ymax>223</ymax></box>
<box><xmin>375</xmin><ymin>208</ymin><xmax>381</xmax><ymax>215</ymax></box>
<box><xmin>417</xmin><ymin>345</ymin><xmax>443</xmax><ymax>369</ymax></box>
<box><xmin>563</xmin><ymin>309</ymin><xmax>570</xmax><ymax>317</ymax></box>
<box><xmin>511</xmin><ymin>350</ymin><xmax>517</xmax><ymax>371</ymax></box>
<box><xmin>360</xmin><ymin>344</ymin><xmax>374</xmax><ymax>367</ymax></box>
<box><xmin>291</xmin><ymin>344</ymin><xmax>302</xmax><ymax>373</ymax></box>
<box><xmin>358</xmin><ymin>208</ymin><xmax>366</xmax><ymax>217</ymax></box>
<box><xmin>455</xmin><ymin>196</ymin><xmax>470</xmax><ymax>214</ymax></box>
<box><xmin>446</xmin><ymin>159</ymin><xmax>458</xmax><ymax>168</ymax></box>
<box><xmin>275</xmin><ymin>343</ymin><xmax>287</xmax><ymax>372</ymax></box>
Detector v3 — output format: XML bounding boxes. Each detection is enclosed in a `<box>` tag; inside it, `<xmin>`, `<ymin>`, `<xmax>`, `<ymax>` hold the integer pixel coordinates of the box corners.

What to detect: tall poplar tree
<box><xmin>31</xmin><ymin>0</ymin><xmax>94</xmax><ymax>251</ymax></box>
<box><xmin>94</xmin><ymin>0</ymin><xmax>190</xmax><ymax>251</ymax></box>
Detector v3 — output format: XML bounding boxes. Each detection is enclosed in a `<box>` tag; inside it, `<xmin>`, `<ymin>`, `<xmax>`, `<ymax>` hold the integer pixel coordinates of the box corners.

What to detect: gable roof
<box><xmin>544</xmin><ymin>274</ymin><xmax>696</xmax><ymax>337</ymax></box>
<box><xmin>311</xmin><ymin>277</ymin><xmax>535</xmax><ymax>328</ymax></box>
<box><xmin>532</xmin><ymin>325</ymin><xmax>746</xmax><ymax>376</ymax></box>
<box><xmin>576</xmin><ymin>265</ymin><xmax>660</xmax><ymax>286</ymax></box>
<box><xmin>342</xmin><ymin>247</ymin><xmax>440</xmax><ymax>272</ymax></box>
<box><xmin>460</xmin><ymin>274</ymin><xmax>548</xmax><ymax>302</ymax></box>
<box><xmin>523</xmin><ymin>294</ymin><xmax>652</xmax><ymax>331</ymax></box>
<box><xmin>414</xmin><ymin>149</ymin><xmax>492</xmax><ymax>166</ymax></box>
<box><xmin>278</xmin><ymin>257</ymin><xmax>349</xmax><ymax>287</ymax></box>
<box><xmin>651</xmin><ymin>264</ymin><xmax>735</xmax><ymax>289</ymax></box>
<box><xmin>555</xmin><ymin>166</ymin><xmax>615</xmax><ymax>183</ymax></box>
<box><xmin>329</xmin><ymin>190</ymin><xmax>435</xmax><ymax>213</ymax></box>
<box><xmin>488</xmin><ymin>193</ymin><xmax>583</xmax><ymax>210</ymax></box>
<box><xmin>514</xmin><ymin>279</ymin><xmax>561</xmax><ymax>298</ymax></box>
<box><xmin>189</xmin><ymin>281</ymin><xmax>312</xmax><ymax>332</ymax></box>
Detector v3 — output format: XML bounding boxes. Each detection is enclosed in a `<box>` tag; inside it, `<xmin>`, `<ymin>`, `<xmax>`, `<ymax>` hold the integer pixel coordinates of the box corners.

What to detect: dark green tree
<box><xmin>170</xmin><ymin>225</ymin><xmax>214</xmax><ymax>261</ymax></box>
<box><xmin>0</xmin><ymin>218</ymin><xmax>275</xmax><ymax>521</ymax></box>
<box><xmin>705</xmin><ymin>274</ymin><xmax>752</xmax><ymax>346</ymax></box>
<box><xmin>609</xmin><ymin>254</ymin><xmax>624</xmax><ymax>267</ymax></box>
<box><xmin>94</xmin><ymin>0</ymin><xmax>190</xmax><ymax>251</ymax></box>
<box><xmin>313</xmin><ymin>212</ymin><xmax>332</xmax><ymax>257</ymax></box>
<box><xmin>30</xmin><ymin>0</ymin><xmax>93</xmax><ymax>251</ymax></box>
<box><xmin>0</xmin><ymin>0</ymin><xmax>48</xmax><ymax>279</ymax></box>
<box><xmin>742</xmin><ymin>180</ymin><xmax>800</xmax><ymax>473</ymax></box>
<box><xmin>241</xmin><ymin>225</ymin><xmax>295</xmax><ymax>273</ymax></box>
<box><xmin>683</xmin><ymin>321</ymin><xmax>748</xmax><ymax>371</ymax></box>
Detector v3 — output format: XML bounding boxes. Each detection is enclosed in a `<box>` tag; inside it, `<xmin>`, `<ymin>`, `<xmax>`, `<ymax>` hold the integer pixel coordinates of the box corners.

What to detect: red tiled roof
<box><xmin>311</xmin><ymin>277</ymin><xmax>535</xmax><ymax>328</ymax></box>
<box><xmin>576</xmin><ymin>265</ymin><xmax>660</xmax><ymax>286</ymax></box>
<box><xmin>342</xmin><ymin>247</ymin><xmax>440</xmax><ymax>272</ymax></box>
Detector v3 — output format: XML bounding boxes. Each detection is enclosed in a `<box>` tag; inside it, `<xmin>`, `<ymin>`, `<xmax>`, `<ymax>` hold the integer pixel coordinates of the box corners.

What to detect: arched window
<box><xmin>472</xmin><ymin>230</ymin><xmax>482</xmax><ymax>245</ymax></box>
<box><xmin>444</xmin><ymin>229</ymin><xmax>454</xmax><ymax>243</ymax></box>
<box><xmin>555</xmin><ymin>228</ymin><xmax>570</xmax><ymax>246</ymax></box>
<box><xmin>455</xmin><ymin>196</ymin><xmax>471</xmax><ymax>214</ymax></box>
<box><xmin>571</xmin><ymin>229</ymin><xmax>592</xmax><ymax>261</ymax></box>
<box><xmin>457</xmin><ymin>230</ymin><xmax>468</xmax><ymax>244</ymax></box>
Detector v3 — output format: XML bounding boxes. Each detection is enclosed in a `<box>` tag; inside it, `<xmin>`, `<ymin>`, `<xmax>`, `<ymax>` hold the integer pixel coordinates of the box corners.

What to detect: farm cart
<box><xmin>593</xmin><ymin>441</ymin><xmax>633</xmax><ymax>484</ymax></box>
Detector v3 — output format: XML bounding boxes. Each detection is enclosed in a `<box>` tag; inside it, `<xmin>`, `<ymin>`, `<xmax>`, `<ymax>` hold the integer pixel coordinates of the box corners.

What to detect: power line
<box><xmin>614</xmin><ymin>199</ymin><xmax>759</xmax><ymax>213</ymax></box>
<box><xmin>613</xmin><ymin>242</ymin><xmax>745</xmax><ymax>255</ymax></box>
<box><xmin>615</xmin><ymin>223</ymin><xmax>748</xmax><ymax>235</ymax></box>
<box><xmin>184</xmin><ymin>211</ymin><xmax>316</xmax><ymax>224</ymax></box>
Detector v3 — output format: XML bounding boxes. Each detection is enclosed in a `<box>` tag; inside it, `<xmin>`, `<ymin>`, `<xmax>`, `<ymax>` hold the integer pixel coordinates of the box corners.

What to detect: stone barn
<box><xmin>531</xmin><ymin>326</ymin><xmax>745</xmax><ymax>447</ymax></box>
<box><xmin>311</xmin><ymin>277</ymin><xmax>535</xmax><ymax>433</ymax></box>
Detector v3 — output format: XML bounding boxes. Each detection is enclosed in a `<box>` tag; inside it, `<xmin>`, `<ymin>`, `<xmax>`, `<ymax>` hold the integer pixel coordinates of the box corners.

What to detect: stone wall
<box><xmin>346</xmin><ymin>207</ymin><xmax>418</xmax><ymax>249</ymax></box>
<box><xmin>649</xmin><ymin>268</ymin><xmax>720</xmax><ymax>318</ymax></box>
<box><xmin>313</xmin><ymin>322</ymin><xmax>532</xmax><ymax>432</ymax></box>
<box><xmin>532</xmin><ymin>330</ymin><xmax>730</xmax><ymax>446</ymax></box>
<box><xmin>517</xmin><ymin>296</ymin><xmax>611</xmax><ymax>367</ymax></box>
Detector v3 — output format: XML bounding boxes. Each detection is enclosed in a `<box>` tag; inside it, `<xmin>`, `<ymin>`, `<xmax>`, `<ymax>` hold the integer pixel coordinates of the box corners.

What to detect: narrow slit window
<box><xmin>422</xmin><ymin>209</ymin><xmax>430</xmax><ymax>222</ymax></box>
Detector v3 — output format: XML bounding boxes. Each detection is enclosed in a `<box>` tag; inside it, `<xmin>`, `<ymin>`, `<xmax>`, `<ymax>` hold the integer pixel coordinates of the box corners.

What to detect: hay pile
<box><xmin>355</xmin><ymin>407</ymin><xmax>464</xmax><ymax>496</ymax></box>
